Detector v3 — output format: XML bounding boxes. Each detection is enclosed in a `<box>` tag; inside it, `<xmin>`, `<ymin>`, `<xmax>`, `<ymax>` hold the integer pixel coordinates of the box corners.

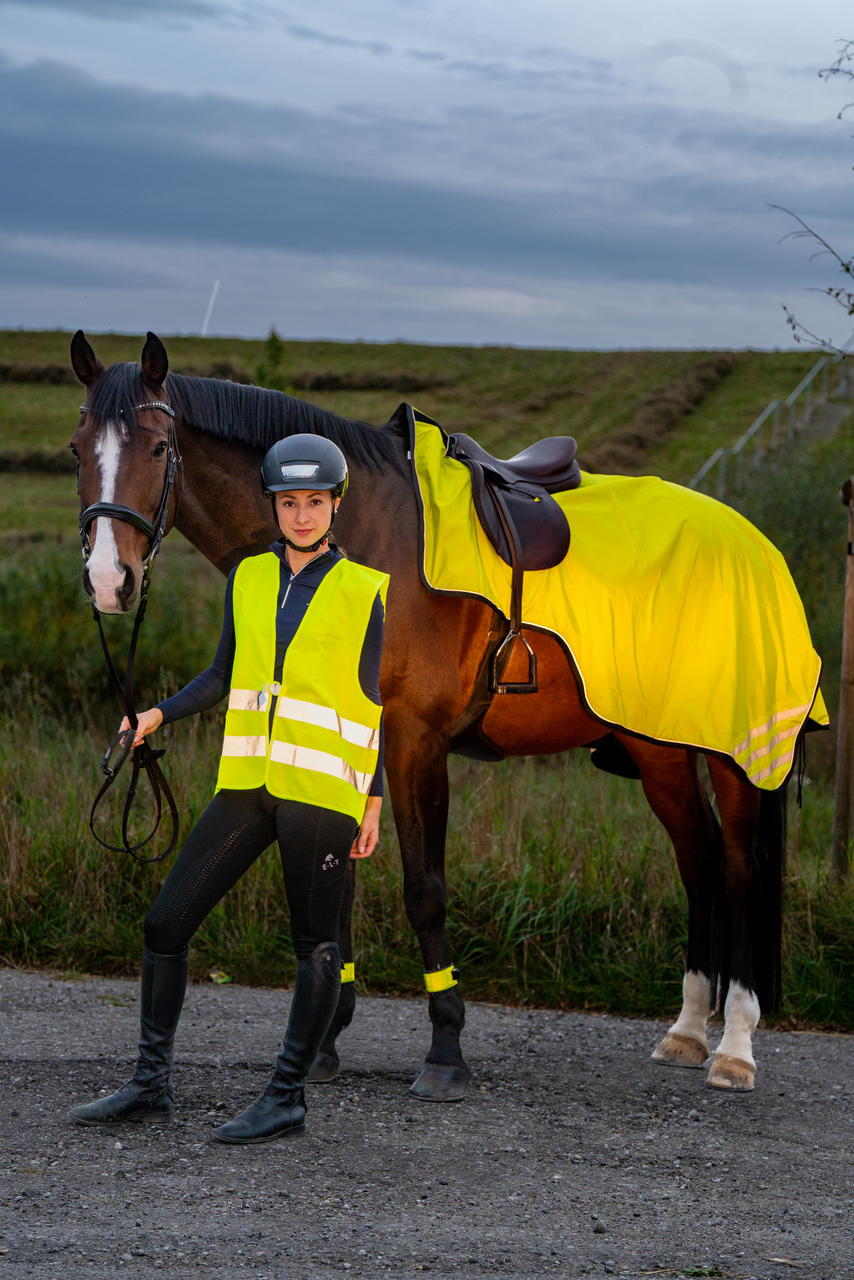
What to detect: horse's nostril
<box><xmin>116</xmin><ymin>563</ymin><xmax>137</xmax><ymax>608</ymax></box>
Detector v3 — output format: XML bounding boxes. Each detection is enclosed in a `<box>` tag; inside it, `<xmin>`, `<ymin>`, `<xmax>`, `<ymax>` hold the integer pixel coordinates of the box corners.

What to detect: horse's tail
<box><xmin>709</xmin><ymin>783</ymin><xmax>786</xmax><ymax>1015</ymax></box>
<box><xmin>752</xmin><ymin>786</ymin><xmax>786</xmax><ymax>1013</ymax></box>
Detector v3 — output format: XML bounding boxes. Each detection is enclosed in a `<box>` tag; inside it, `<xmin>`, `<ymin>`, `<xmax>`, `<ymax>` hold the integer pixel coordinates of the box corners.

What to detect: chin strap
<box><xmin>282</xmin><ymin>529</ymin><xmax>332</xmax><ymax>552</ymax></box>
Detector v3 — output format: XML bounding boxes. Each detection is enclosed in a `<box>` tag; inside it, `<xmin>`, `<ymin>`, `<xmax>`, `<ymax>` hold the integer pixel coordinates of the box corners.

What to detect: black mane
<box><xmin>88</xmin><ymin>362</ymin><xmax>408</xmax><ymax>475</ymax></box>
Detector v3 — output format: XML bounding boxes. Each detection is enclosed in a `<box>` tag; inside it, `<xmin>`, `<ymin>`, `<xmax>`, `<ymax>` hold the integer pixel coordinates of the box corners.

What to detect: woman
<box><xmin>69</xmin><ymin>434</ymin><xmax>388</xmax><ymax>1145</ymax></box>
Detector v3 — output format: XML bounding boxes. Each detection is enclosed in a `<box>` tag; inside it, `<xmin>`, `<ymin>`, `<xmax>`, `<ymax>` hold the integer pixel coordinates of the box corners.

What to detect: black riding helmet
<box><xmin>261</xmin><ymin>435</ymin><xmax>348</xmax><ymax>551</ymax></box>
<box><xmin>261</xmin><ymin>434</ymin><xmax>349</xmax><ymax>499</ymax></box>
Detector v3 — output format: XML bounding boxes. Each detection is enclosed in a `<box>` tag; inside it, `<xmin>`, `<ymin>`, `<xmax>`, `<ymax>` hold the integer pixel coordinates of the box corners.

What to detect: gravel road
<box><xmin>1</xmin><ymin>967</ymin><xmax>851</xmax><ymax>1280</ymax></box>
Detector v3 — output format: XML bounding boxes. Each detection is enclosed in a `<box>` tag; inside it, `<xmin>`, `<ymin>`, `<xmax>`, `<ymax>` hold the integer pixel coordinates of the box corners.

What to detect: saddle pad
<box><xmin>408</xmin><ymin>407</ymin><xmax>828</xmax><ymax>790</ymax></box>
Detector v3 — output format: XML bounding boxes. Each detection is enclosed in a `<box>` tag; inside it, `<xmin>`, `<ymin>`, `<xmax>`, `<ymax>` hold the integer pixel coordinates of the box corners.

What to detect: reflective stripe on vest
<box><xmin>222</xmin><ymin>734</ymin><xmax>267</xmax><ymax>757</ymax></box>
<box><xmin>216</xmin><ymin>553</ymin><xmax>388</xmax><ymax>822</ymax></box>
<box><xmin>269</xmin><ymin>741</ymin><xmax>374</xmax><ymax>794</ymax></box>
<box><xmin>275</xmin><ymin>695</ymin><xmax>380</xmax><ymax>751</ymax></box>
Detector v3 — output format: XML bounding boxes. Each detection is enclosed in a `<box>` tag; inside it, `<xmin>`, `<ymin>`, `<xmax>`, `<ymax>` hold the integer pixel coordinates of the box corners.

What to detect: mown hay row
<box><xmin>581</xmin><ymin>353</ymin><xmax>737</xmax><ymax>473</ymax></box>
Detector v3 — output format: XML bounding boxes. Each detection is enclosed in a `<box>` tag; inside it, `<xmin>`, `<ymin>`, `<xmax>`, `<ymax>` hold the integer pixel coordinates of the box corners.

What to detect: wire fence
<box><xmin>688</xmin><ymin>341</ymin><xmax>854</xmax><ymax>500</ymax></box>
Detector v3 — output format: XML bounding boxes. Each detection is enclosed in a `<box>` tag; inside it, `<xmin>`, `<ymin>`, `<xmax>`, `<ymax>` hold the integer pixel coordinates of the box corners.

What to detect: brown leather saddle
<box><xmin>446</xmin><ymin>432</ymin><xmax>581</xmax><ymax>694</ymax></box>
<box><xmin>446</xmin><ymin>432</ymin><xmax>580</xmax><ymax>571</ymax></box>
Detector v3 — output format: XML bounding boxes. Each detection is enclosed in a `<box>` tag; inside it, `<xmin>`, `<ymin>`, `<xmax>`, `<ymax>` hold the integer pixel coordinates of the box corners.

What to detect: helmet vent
<box><xmin>280</xmin><ymin>462</ymin><xmax>319</xmax><ymax>481</ymax></box>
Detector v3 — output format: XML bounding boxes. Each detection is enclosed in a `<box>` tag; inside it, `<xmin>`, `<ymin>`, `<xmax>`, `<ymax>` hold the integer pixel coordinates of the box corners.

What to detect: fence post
<box><xmin>831</xmin><ymin>477</ymin><xmax>854</xmax><ymax>882</ymax></box>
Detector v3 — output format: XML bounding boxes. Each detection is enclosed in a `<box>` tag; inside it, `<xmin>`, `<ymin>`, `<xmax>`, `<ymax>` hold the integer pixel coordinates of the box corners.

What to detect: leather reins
<box><xmin>78</xmin><ymin>399</ymin><xmax>183</xmax><ymax>863</ymax></box>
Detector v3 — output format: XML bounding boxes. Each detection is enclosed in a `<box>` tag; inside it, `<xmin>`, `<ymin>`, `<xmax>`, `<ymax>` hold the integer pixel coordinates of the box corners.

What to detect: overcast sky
<box><xmin>1</xmin><ymin>0</ymin><xmax>852</xmax><ymax>348</ymax></box>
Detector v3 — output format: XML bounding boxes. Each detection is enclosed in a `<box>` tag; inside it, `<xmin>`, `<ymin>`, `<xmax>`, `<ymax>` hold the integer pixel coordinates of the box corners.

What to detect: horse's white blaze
<box><xmin>715</xmin><ymin>981</ymin><xmax>760</xmax><ymax>1067</ymax></box>
<box><xmin>86</xmin><ymin>425</ymin><xmax>126</xmax><ymax>613</ymax></box>
<box><xmin>668</xmin><ymin>970</ymin><xmax>712</xmax><ymax>1044</ymax></box>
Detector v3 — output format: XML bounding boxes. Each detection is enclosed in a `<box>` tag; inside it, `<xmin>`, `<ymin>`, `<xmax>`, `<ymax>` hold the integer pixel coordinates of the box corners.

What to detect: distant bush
<box><xmin>292</xmin><ymin>370</ymin><xmax>448</xmax><ymax>393</ymax></box>
<box><xmin>0</xmin><ymin>449</ymin><xmax>76</xmax><ymax>472</ymax></box>
<box><xmin>0</xmin><ymin>362</ymin><xmax>77</xmax><ymax>385</ymax></box>
<box><xmin>0</xmin><ymin>357</ymin><xmax>448</xmax><ymax>400</ymax></box>
<box><xmin>253</xmin><ymin>327</ymin><xmax>292</xmax><ymax>395</ymax></box>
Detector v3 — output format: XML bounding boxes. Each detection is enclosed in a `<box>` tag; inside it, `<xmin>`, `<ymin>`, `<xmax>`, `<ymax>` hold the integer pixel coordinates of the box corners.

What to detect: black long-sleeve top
<box><xmin>156</xmin><ymin>542</ymin><xmax>385</xmax><ymax>796</ymax></box>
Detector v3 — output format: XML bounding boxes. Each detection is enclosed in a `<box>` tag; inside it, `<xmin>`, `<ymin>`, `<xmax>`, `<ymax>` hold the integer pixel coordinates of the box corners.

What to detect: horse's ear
<box><xmin>141</xmin><ymin>331</ymin><xmax>169</xmax><ymax>387</ymax></box>
<box><xmin>70</xmin><ymin>330</ymin><xmax>104</xmax><ymax>387</ymax></box>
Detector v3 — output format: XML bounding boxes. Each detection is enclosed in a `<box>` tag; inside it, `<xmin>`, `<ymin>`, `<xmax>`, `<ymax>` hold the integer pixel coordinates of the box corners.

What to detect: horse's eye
<box><xmin>69</xmin><ymin>444</ymin><xmax>80</xmax><ymax>460</ymax></box>
<box><xmin>153</xmin><ymin>441</ymin><xmax>168</xmax><ymax>459</ymax></box>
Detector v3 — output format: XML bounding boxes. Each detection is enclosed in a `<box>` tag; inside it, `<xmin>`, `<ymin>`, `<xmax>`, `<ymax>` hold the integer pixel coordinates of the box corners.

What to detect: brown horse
<box><xmin>70</xmin><ymin>330</ymin><xmax>798</xmax><ymax>1099</ymax></box>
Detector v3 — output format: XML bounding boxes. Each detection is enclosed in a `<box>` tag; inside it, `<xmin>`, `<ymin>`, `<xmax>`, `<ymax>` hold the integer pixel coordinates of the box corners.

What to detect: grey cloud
<box><xmin>4</xmin><ymin>51</ymin><xmax>845</xmax><ymax>204</ymax></box>
<box><xmin>405</xmin><ymin>45</ymin><xmax>617</xmax><ymax>89</ymax></box>
<box><xmin>0</xmin><ymin>122</ymin><xmax>814</xmax><ymax>295</ymax></box>
<box><xmin>526</xmin><ymin>46</ymin><xmax>613</xmax><ymax>75</ymax></box>
<box><xmin>445</xmin><ymin>59</ymin><xmax>562</xmax><ymax>87</ymax></box>
<box><xmin>0</xmin><ymin>242</ymin><xmax>170</xmax><ymax>290</ymax></box>
<box><xmin>406</xmin><ymin>49</ymin><xmax>447</xmax><ymax>64</ymax></box>
<box><xmin>0</xmin><ymin>55</ymin><xmax>318</xmax><ymax>159</ymax></box>
<box><xmin>0</xmin><ymin>51</ymin><xmax>847</xmax><ymax>301</ymax></box>
<box><xmin>286</xmin><ymin>25</ymin><xmax>392</xmax><ymax>56</ymax></box>
<box><xmin>432</xmin><ymin>52</ymin><xmax>621</xmax><ymax>93</ymax></box>
<box><xmin>642</xmin><ymin>39</ymin><xmax>750</xmax><ymax>99</ymax></box>
<box><xmin>0</xmin><ymin>129</ymin><xmax>554</xmax><ymax>267</ymax></box>
<box><xmin>0</xmin><ymin>0</ymin><xmax>226</xmax><ymax>18</ymax></box>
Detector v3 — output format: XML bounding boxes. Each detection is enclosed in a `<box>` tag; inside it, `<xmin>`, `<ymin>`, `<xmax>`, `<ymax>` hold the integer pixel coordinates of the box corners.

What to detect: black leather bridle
<box><xmin>78</xmin><ymin>399</ymin><xmax>183</xmax><ymax>863</ymax></box>
<box><xmin>79</xmin><ymin>399</ymin><xmax>181</xmax><ymax>565</ymax></box>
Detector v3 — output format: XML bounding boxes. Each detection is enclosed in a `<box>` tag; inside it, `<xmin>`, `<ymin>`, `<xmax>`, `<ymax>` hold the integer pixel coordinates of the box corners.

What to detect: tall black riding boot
<box><xmin>213</xmin><ymin>941</ymin><xmax>340</xmax><ymax>1144</ymax></box>
<box><xmin>68</xmin><ymin>946</ymin><xmax>188</xmax><ymax>1125</ymax></box>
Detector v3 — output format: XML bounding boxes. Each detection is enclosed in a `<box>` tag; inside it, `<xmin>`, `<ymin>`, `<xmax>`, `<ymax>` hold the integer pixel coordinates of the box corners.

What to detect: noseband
<box><xmin>78</xmin><ymin>398</ymin><xmax>184</xmax><ymax>864</ymax></box>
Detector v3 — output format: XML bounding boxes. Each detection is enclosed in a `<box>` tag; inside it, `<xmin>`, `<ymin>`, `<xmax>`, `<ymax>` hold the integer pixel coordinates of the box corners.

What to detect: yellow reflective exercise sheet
<box><xmin>411</xmin><ymin>410</ymin><xmax>828</xmax><ymax>790</ymax></box>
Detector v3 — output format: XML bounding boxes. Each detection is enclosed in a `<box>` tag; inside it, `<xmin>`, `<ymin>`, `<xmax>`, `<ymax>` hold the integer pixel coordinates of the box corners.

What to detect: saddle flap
<box><xmin>468</xmin><ymin>466</ymin><xmax>570</xmax><ymax>571</ymax></box>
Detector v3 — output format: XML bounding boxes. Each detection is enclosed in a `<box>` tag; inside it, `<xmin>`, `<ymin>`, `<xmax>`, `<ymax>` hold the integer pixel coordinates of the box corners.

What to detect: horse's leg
<box><xmin>307</xmin><ymin>859</ymin><xmax>357</xmax><ymax>1083</ymax></box>
<box><xmin>619</xmin><ymin>738</ymin><xmax>719</xmax><ymax>1070</ymax></box>
<box><xmin>703</xmin><ymin>756</ymin><xmax>783</xmax><ymax>1092</ymax></box>
<box><xmin>385</xmin><ymin>713</ymin><xmax>470</xmax><ymax>1102</ymax></box>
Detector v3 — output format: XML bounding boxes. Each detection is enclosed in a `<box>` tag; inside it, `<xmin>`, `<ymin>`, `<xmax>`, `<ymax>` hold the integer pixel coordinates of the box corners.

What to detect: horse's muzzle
<box><xmin>83</xmin><ymin>560</ymin><xmax>138</xmax><ymax>614</ymax></box>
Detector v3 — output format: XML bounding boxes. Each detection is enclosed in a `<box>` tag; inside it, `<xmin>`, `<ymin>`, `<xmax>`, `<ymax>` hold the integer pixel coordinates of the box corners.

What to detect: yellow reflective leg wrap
<box><xmin>340</xmin><ymin>962</ymin><xmax>355</xmax><ymax>984</ymax></box>
<box><xmin>423</xmin><ymin>965</ymin><xmax>459</xmax><ymax>993</ymax></box>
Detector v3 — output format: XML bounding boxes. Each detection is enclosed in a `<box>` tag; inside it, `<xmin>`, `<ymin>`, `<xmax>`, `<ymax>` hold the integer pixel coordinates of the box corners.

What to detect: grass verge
<box><xmin>2</xmin><ymin>712</ymin><xmax>852</xmax><ymax>1026</ymax></box>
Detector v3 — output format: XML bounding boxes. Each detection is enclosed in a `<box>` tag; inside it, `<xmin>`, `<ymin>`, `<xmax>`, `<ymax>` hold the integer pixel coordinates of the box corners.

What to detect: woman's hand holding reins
<box><xmin>119</xmin><ymin>707</ymin><xmax>164</xmax><ymax>750</ymax></box>
<box><xmin>351</xmin><ymin>796</ymin><xmax>381</xmax><ymax>859</ymax></box>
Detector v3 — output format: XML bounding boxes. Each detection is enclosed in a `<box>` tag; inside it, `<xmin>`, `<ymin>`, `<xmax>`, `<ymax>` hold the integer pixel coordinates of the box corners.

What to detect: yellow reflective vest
<box><xmin>216</xmin><ymin>552</ymin><xmax>388</xmax><ymax>823</ymax></box>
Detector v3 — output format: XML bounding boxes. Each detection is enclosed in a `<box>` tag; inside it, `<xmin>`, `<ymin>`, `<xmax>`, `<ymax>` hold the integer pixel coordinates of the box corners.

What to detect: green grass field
<box><xmin>0</xmin><ymin>326</ymin><xmax>821</xmax><ymax>469</ymax></box>
<box><xmin>1</xmin><ymin>329</ymin><xmax>852</xmax><ymax>1026</ymax></box>
<box><xmin>0</xmin><ymin>328</ymin><xmax>823</xmax><ymax>547</ymax></box>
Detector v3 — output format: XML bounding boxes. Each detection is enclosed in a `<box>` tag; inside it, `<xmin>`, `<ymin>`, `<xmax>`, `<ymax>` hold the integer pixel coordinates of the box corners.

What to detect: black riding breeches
<box><xmin>143</xmin><ymin>787</ymin><xmax>357</xmax><ymax>960</ymax></box>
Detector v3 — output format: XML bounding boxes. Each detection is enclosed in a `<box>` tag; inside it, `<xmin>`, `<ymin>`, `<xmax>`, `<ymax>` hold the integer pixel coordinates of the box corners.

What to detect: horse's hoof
<box><xmin>408</xmin><ymin>1063</ymin><xmax>470</xmax><ymax>1102</ymax></box>
<box><xmin>707</xmin><ymin>1052</ymin><xmax>755</xmax><ymax>1091</ymax></box>
<box><xmin>307</xmin><ymin>1051</ymin><xmax>340</xmax><ymax>1084</ymax></box>
<box><xmin>651</xmin><ymin>1031</ymin><xmax>710</xmax><ymax>1069</ymax></box>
